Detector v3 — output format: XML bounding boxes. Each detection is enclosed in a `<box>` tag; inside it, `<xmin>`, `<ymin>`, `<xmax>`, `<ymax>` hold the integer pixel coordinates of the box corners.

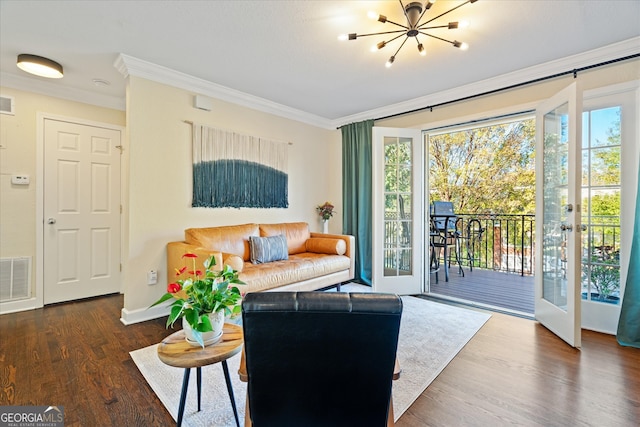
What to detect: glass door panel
<box><xmin>535</xmin><ymin>83</ymin><xmax>582</xmax><ymax>348</ymax></box>
<box><xmin>541</xmin><ymin>103</ymin><xmax>570</xmax><ymax>307</ymax></box>
<box><xmin>579</xmin><ymin>84</ymin><xmax>637</xmax><ymax>334</ymax></box>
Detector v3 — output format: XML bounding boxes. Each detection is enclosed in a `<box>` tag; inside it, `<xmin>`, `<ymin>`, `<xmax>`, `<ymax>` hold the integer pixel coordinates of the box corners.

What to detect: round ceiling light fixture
<box><xmin>17</xmin><ymin>54</ymin><xmax>64</xmax><ymax>78</ymax></box>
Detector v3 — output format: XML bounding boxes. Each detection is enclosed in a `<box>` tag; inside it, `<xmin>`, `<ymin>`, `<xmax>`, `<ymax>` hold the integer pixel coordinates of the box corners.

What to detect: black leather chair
<box><xmin>240</xmin><ymin>291</ymin><xmax>403</xmax><ymax>427</ymax></box>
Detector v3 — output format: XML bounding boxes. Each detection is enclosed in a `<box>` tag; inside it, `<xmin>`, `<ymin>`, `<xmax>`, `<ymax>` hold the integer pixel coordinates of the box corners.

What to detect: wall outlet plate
<box><xmin>11</xmin><ymin>175</ymin><xmax>30</xmax><ymax>185</ymax></box>
<box><xmin>147</xmin><ymin>270</ymin><xmax>158</xmax><ymax>285</ymax></box>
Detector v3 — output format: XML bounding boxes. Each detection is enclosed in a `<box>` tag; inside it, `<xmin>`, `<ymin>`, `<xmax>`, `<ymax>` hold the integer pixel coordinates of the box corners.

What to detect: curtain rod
<box><xmin>423</xmin><ymin>109</ymin><xmax>535</xmax><ymax>133</ymax></box>
<box><xmin>183</xmin><ymin>120</ymin><xmax>294</xmax><ymax>145</ymax></box>
<box><xmin>374</xmin><ymin>53</ymin><xmax>640</xmax><ymax>122</ymax></box>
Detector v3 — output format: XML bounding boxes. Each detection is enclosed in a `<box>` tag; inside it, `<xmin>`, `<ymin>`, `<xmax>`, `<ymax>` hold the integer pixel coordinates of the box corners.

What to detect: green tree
<box><xmin>429</xmin><ymin>119</ymin><xmax>535</xmax><ymax>214</ymax></box>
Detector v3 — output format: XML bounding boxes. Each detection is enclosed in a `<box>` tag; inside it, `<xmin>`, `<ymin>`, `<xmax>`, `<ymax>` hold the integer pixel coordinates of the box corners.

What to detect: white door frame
<box><xmin>35</xmin><ymin>113</ymin><xmax>125</xmax><ymax>309</ymax></box>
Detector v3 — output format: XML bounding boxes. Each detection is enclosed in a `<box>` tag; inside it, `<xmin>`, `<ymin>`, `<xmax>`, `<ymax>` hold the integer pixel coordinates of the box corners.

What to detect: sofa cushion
<box><xmin>260</xmin><ymin>222</ymin><xmax>310</xmax><ymax>255</ymax></box>
<box><xmin>249</xmin><ymin>235</ymin><xmax>289</xmax><ymax>264</ymax></box>
<box><xmin>306</xmin><ymin>238</ymin><xmax>347</xmax><ymax>255</ymax></box>
<box><xmin>239</xmin><ymin>252</ymin><xmax>351</xmax><ymax>292</ymax></box>
<box><xmin>222</xmin><ymin>253</ymin><xmax>245</xmax><ymax>272</ymax></box>
<box><xmin>185</xmin><ymin>223</ymin><xmax>259</xmax><ymax>261</ymax></box>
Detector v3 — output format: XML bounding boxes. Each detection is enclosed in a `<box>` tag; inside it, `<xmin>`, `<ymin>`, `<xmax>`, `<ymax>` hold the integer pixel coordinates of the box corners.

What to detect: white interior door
<box><xmin>534</xmin><ymin>83</ymin><xmax>582</xmax><ymax>347</ymax></box>
<box><xmin>44</xmin><ymin>119</ymin><xmax>121</xmax><ymax>304</ymax></box>
<box><xmin>372</xmin><ymin>127</ymin><xmax>424</xmax><ymax>295</ymax></box>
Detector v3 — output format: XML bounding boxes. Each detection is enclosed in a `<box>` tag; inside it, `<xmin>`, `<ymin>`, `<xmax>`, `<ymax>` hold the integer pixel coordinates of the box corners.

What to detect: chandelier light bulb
<box><xmin>459</xmin><ymin>20</ymin><xmax>470</xmax><ymax>28</ymax></box>
<box><xmin>386</xmin><ymin>56</ymin><xmax>395</xmax><ymax>68</ymax></box>
<box><xmin>367</xmin><ymin>11</ymin><xmax>378</xmax><ymax>20</ymax></box>
<box><xmin>453</xmin><ymin>40</ymin><xmax>469</xmax><ymax>50</ymax></box>
<box><xmin>418</xmin><ymin>44</ymin><xmax>426</xmax><ymax>56</ymax></box>
<box><xmin>338</xmin><ymin>34</ymin><xmax>348</xmax><ymax>41</ymax></box>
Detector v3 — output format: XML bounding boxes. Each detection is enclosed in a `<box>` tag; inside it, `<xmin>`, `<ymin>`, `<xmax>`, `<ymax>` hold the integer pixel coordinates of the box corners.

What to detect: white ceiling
<box><xmin>1</xmin><ymin>1</ymin><xmax>639</xmax><ymax>128</ymax></box>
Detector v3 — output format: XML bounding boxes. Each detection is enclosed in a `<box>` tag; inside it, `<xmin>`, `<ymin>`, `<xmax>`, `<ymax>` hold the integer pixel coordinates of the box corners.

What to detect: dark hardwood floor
<box><xmin>1</xmin><ymin>294</ymin><xmax>638</xmax><ymax>426</ymax></box>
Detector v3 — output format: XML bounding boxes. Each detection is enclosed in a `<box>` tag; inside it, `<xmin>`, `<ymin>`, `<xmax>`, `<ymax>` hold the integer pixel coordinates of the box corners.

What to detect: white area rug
<box><xmin>130</xmin><ymin>288</ymin><xmax>490</xmax><ymax>426</ymax></box>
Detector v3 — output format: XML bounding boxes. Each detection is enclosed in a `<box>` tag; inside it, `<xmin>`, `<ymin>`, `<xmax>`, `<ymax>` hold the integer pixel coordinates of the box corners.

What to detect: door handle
<box><xmin>47</xmin><ymin>218</ymin><xmax>56</xmax><ymax>224</ymax></box>
<box><xmin>560</xmin><ymin>223</ymin><xmax>573</xmax><ymax>232</ymax></box>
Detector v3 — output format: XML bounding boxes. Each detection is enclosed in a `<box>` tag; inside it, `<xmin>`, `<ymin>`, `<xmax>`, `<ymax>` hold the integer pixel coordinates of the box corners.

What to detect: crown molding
<box><xmin>115</xmin><ymin>54</ymin><xmax>334</xmax><ymax>129</ymax></box>
<box><xmin>0</xmin><ymin>72</ymin><xmax>125</xmax><ymax>111</ymax></box>
<box><xmin>332</xmin><ymin>36</ymin><xmax>640</xmax><ymax>128</ymax></box>
<box><xmin>2</xmin><ymin>37</ymin><xmax>637</xmax><ymax>130</ymax></box>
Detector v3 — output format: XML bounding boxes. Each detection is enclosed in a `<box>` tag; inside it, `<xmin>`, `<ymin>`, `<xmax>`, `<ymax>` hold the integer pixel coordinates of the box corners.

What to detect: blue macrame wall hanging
<box><xmin>191</xmin><ymin>124</ymin><xmax>289</xmax><ymax>208</ymax></box>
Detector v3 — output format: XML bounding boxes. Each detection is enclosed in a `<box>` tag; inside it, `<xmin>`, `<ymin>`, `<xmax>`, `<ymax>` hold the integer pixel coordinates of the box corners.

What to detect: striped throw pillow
<box><xmin>249</xmin><ymin>234</ymin><xmax>289</xmax><ymax>264</ymax></box>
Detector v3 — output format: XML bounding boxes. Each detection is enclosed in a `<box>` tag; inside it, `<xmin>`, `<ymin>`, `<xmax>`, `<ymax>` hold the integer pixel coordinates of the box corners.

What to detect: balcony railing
<box><xmin>384</xmin><ymin>212</ymin><xmax>536</xmax><ymax>276</ymax></box>
<box><xmin>384</xmin><ymin>211</ymin><xmax>620</xmax><ymax>282</ymax></box>
<box><xmin>454</xmin><ymin>213</ymin><xmax>535</xmax><ymax>276</ymax></box>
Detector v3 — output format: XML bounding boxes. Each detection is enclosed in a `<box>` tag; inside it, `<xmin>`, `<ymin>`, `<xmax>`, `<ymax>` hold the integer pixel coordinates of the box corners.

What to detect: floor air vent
<box><xmin>0</xmin><ymin>257</ymin><xmax>31</xmax><ymax>302</ymax></box>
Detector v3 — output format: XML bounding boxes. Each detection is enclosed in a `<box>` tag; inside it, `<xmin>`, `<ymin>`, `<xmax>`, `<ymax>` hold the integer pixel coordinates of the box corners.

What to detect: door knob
<box><xmin>47</xmin><ymin>218</ymin><xmax>56</xmax><ymax>224</ymax></box>
<box><xmin>560</xmin><ymin>223</ymin><xmax>573</xmax><ymax>232</ymax></box>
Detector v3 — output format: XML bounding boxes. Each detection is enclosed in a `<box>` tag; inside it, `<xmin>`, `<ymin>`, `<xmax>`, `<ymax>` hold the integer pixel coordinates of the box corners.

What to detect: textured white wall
<box><xmin>122</xmin><ymin>77</ymin><xmax>341</xmax><ymax>320</ymax></box>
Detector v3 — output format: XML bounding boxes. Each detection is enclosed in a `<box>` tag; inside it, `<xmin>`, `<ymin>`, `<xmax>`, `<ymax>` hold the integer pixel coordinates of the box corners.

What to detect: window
<box><xmin>581</xmin><ymin>106</ymin><xmax>621</xmax><ymax>304</ymax></box>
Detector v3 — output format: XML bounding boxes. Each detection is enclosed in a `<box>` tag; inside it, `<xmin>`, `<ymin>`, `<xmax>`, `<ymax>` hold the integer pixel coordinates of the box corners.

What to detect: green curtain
<box><xmin>341</xmin><ymin>120</ymin><xmax>374</xmax><ymax>285</ymax></box>
<box><xmin>616</xmin><ymin>160</ymin><xmax>640</xmax><ymax>347</ymax></box>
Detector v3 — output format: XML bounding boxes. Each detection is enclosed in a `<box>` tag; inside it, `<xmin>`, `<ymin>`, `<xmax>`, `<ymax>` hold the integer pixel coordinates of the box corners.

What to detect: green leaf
<box><xmin>149</xmin><ymin>292</ymin><xmax>174</xmax><ymax>307</ymax></box>
<box><xmin>197</xmin><ymin>314</ymin><xmax>213</xmax><ymax>332</ymax></box>
<box><xmin>167</xmin><ymin>303</ymin><xmax>184</xmax><ymax>327</ymax></box>
<box><xmin>204</xmin><ymin>254</ymin><xmax>217</xmax><ymax>270</ymax></box>
<box><xmin>184</xmin><ymin>309</ymin><xmax>199</xmax><ymax>326</ymax></box>
<box><xmin>190</xmin><ymin>329</ymin><xmax>205</xmax><ymax>348</ymax></box>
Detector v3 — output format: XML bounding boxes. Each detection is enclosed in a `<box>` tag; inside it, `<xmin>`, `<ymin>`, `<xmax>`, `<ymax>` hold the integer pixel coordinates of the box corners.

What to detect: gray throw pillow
<box><xmin>249</xmin><ymin>234</ymin><xmax>289</xmax><ymax>264</ymax></box>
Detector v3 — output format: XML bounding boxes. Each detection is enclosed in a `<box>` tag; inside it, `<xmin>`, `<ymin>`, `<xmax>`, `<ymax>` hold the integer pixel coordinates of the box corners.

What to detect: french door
<box><xmin>372</xmin><ymin>127</ymin><xmax>424</xmax><ymax>295</ymax></box>
<box><xmin>534</xmin><ymin>83</ymin><xmax>582</xmax><ymax>347</ymax></box>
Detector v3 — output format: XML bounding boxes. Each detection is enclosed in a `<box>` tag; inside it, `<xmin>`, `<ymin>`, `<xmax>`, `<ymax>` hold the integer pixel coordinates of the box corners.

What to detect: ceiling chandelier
<box><xmin>339</xmin><ymin>0</ymin><xmax>478</xmax><ymax>68</ymax></box>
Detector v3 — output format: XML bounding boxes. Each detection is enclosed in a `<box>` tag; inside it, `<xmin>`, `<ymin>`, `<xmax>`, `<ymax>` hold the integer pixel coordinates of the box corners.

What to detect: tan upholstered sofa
<box><xmin>167</xmin><ymin>222</ymin><xmax>355</xmax><ymax>293</ymax></box>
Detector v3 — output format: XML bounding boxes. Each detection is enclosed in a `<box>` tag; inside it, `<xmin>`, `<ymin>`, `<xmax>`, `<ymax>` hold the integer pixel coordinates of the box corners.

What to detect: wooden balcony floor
<box><xmin>428</xmin><ymin>267</ymin><xmax>535</xmax><ymax>315</ymax></box>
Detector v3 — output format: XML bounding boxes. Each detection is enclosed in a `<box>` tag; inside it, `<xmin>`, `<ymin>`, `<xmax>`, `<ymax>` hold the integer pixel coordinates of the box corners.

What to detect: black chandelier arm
<box><xmin>418</xmin><ymin>31</ymin><xmax>457</xmax><ymax>46</ymax></box>
<box><xmin>391</xmin><ymin>36</ymin><xmax>410</xmax><ymax>58</ymax></box>
<box><xmin>420</xmin><ymin>0</ymin><xmax>475</xmax><ymax>27</ymax></box>
<box><xmin>380</xmin><ymin>33</ymin><xmax>408</xmax><ymax>47</ymax></box>
<box><xmin>354</xmin><ymin>29</ymin><xmax>407</xmax><ymax>38</ymax></box>
<box><xmin>417</xmin><ymin>24</ymin><xmax>451</xmax><ymax>30</ymax></box>
<box><xmin>383</xmin><ymin>18</ymin><xmax>410</xmax><ymax>30</ymax></box>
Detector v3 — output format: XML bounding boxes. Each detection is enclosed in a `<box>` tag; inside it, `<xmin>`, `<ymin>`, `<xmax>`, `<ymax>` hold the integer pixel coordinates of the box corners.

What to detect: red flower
<box><xmin>182</xmin><ymin>253</ymin><xmax>198</xmax><ymax>258</ymax></box>
<box><xmin>189</xmin><ymin>270</ymin><xmax>203</xmax><ymax>276</ymax></box>
<box><xmin>175</xmin><ymin>266</ymin><xmax>187</xmax><ymax>276</ymax></box>
<box><xmin>167</xmin><ymin>283</ymin><xmax>182</xmax><ymax>293</ymax></box>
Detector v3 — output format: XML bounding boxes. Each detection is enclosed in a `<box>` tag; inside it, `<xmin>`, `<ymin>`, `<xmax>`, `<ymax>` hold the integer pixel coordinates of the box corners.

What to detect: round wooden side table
<box><xmin>157</xmin><ymin>323</ymin><xmax>243</xmax><ymax>427</ymax></box>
